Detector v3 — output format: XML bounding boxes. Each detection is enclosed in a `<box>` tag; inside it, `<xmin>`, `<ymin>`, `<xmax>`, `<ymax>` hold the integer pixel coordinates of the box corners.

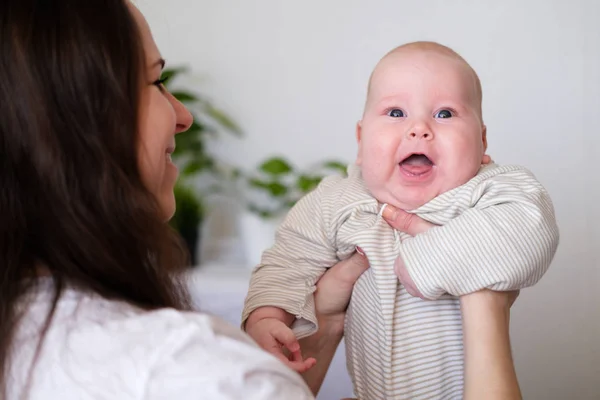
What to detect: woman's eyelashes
<box><xmin>152</xmin><ymin>75</ymin><xmax>170</xmax><ymax>91</ymax></box>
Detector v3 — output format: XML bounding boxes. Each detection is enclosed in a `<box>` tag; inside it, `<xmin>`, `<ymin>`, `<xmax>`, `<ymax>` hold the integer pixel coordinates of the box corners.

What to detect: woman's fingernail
<box><xmin>381</xmin><ymin>205</ymin><xmax>396</xmax><ymax>220</ymax></box>
<box><xmin>356</xmin><ymin>246</ymin><xmax>365</xmax><ymax>256</ymax></box>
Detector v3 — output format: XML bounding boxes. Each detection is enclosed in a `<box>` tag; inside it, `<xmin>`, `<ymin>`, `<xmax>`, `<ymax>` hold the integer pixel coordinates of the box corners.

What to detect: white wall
<box><xmin>138</xmin><ymin>1</ymin><xmax>599</xmax><ymax>398</ymax></box>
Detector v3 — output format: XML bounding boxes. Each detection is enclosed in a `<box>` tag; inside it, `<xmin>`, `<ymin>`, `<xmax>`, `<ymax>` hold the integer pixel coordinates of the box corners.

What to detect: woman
<box><xmin>0</xmin><ymin>0</ymin><xmax>521</xmax><ymax>398</ymax></box>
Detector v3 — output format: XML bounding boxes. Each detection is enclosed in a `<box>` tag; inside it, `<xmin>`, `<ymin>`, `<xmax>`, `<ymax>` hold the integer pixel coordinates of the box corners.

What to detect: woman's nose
<box><xmin>171</xmin><ymin>94</ymin><xmax>193</xmax><ymax>134</ymax></box>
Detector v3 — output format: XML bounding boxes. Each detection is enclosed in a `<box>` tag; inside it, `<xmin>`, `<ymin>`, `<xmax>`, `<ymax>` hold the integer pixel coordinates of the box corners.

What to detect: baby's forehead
<box><xmin>368</xmin><ymin>47</ymin><xmax>482</xmax><ymax>104</ymax></box>
<box><xmin>374</xmin><ymin>49</ymin><xmax>471</xmax><ymax>84</ymax></box>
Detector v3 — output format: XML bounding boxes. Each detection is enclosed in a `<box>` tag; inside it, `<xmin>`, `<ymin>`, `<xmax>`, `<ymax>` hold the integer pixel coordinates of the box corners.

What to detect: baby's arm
<box><xmin>242</xmin><ymin>177</ymin><xmax>342</xmax><ymax>369</ymax></box>
<box><xmin>387</xmin><ymin>167</ymin><xmax>559</xmax><ymax>299</ymax></box>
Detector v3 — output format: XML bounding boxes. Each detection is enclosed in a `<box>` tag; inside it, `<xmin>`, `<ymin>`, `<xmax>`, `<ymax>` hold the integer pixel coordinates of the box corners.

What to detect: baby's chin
<box><xmin>382</xmin><ymin>179</ymin><xmax>481</xmax><ymax>210</ymax></box>
<box><xmin>370</xmin><ymin>187</ymin><xmax>437</xmax><ymax>212</ymax></box>
<box><xmin>367</xmin><ymin>168</ymin><xmax>481</xmax><ymax>211</ymax></box>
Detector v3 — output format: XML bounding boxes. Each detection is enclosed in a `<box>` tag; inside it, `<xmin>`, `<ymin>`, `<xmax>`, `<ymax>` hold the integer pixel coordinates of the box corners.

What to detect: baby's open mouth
<box><xmin>399</xmin><ymin>153</ymin><xmax>434</xmax><ymax>176</ymax></box>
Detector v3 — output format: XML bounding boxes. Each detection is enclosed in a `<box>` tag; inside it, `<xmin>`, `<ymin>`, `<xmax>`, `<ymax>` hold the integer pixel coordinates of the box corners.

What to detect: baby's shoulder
<box><xmin>475</xmin><ymin>163</ymin><xmax>535</xmax><ymax>179</ymax></box>
<box><xmin>313</xmin><ymin>164</ymin><xmax>379</xmax><ymax>215</ymax></box>
<box><xmin>280</xmin><ymin>164</ymin><xmax>380</xmax><ymax>249</ymax></box>
<box><xmin>473</xmin><ymin>163</ymin><xmax>546</xmax><ymax>191</ymax></box>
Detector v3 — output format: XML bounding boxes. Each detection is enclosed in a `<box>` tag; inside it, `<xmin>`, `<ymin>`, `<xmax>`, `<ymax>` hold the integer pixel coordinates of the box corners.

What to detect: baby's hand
<box><xmin>382</xmin><ymin>205</ymin><xmax>436</xmax><ymax>299</ymax></box>
<box><xmin>246</xmin><ymin>318</ymin><xmax>316</xmax><ymax>373</ymax></box>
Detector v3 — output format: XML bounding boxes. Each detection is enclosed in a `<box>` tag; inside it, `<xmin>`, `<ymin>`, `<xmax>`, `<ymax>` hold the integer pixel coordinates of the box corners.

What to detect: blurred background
<box><xmin>138</xmin><ymin>1</ymin><xmax>598</xmax><ymax>399</ymax></box>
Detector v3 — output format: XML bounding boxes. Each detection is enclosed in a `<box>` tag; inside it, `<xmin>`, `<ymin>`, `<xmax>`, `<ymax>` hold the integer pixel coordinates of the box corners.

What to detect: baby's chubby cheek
<box><xmin>360</xmin><ymin>167</ymin><xmax>398</xmax><ymax>202</ymax></box>
<box><xmin>436</xmin><ymin>158</ymin><xmax>483</xmax><ymax>194</ymax></box>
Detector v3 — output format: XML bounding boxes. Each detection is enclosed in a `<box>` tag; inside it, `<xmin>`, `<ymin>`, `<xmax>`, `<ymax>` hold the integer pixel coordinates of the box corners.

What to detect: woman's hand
<box><xmin>299</xmin><ymin>251</ymin><xmax>369</xmax><ymax>395</ymax></box>
<box><xmin>313</xmin><ymin>250</ymin><xmax>370</xmax><ymax>333</ymax></box>
<box><xmin>461</xmin><ymin>289</ymin><xmax>522</xmax><ymax>400</ymax></box>
<box><xmin>381</xmin><ymin>204</ymin><xmax>435</xmax><ymax>299</ymax></box>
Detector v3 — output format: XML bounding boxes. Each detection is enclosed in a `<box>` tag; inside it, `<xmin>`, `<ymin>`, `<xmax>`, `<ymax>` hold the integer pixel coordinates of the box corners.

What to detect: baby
<box><xmin>242</xmin><ymin>41</ymin><xmax>559</xmax><ymax>399</ymax></box>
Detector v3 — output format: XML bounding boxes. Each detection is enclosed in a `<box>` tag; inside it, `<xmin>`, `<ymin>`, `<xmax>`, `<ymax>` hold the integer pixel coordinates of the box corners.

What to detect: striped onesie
<box><xmin>242</xmin><ymin>163</ymin><xmax>559</xmax><ymax>399</ymax></box>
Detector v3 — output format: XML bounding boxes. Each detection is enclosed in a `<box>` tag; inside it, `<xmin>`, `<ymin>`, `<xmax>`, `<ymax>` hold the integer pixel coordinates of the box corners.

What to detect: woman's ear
<box><xmin>355</xmin><ymin>121</ymin><xmax>363</xmax><ymax>165</ymax></box>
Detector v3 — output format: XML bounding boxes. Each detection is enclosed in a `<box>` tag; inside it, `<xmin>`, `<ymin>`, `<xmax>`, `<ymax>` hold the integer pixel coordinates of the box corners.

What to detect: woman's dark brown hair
<box><xmin>0</xmin><ymin>0</ymin><xmax>191</xmax><ymax>392</ymax></box>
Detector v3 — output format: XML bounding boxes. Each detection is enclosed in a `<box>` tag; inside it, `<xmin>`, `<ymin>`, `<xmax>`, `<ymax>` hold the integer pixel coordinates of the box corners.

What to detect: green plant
<box><xmin>241</xmin><ymin>157</ymin><xmax>348</xmax><ymax>218</ymax></box>
<box><xmin>163</xmin><ymin>66</ymin><xmax>241</xmax><ymax>261</ymax></box>
<box><xmin>171</xmin><ymin>182</ymin><xmax>203</xmax><ymax>238</ymax></box>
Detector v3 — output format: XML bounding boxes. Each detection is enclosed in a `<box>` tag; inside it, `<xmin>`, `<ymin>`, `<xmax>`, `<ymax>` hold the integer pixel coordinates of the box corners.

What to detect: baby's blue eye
<box><xmin>434</xmin><ymin>109</ymin><xmax>453</xmax><ymax>119</ymax></box>
<box><xmin>387</xmin><ymin>109</ymin><xmax>405</xmax><ymax>118</ymax></box>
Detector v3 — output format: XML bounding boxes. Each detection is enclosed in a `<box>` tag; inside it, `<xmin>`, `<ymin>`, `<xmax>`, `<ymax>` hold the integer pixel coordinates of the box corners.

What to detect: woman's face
<box><xmin>129</xmin><ymin>3</ymin><xmax>193</xmax><ymax>220</ymax></box>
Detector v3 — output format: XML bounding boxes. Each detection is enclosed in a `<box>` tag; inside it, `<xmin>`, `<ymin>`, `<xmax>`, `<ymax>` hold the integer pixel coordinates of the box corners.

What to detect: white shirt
<box><xmin>8</xmin><ymin>279</ymin><xmax>313</xmax><ymax>399</ymax></box>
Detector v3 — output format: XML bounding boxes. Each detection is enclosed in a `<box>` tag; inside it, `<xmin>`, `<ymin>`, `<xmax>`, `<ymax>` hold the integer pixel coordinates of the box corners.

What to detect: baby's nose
<box><xmin>406</xmin><ymin>130</ymin><xmax>433</xmax><ymax>140</ymax></box>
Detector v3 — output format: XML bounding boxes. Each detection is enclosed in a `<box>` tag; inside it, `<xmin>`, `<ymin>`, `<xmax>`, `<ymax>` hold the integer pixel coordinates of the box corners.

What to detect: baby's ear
<box><xmin>355</xmin><ymin>121</ymin><xmax>363</xmax><ymax>165</ymax></box>
<box><xmin>481</xmin><ymin>125</ymin><xmax>492</xmax><ymax>164</ymax></box>
<box><xmin>481</xmin><ymin>124</ymin><xmax>488</xmax><ymax>152</ymax></box>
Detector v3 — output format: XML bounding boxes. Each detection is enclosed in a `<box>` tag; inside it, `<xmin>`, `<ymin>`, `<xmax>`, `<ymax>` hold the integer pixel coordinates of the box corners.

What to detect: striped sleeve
<box><xmin>241</xmin><ymin>176</ymin><xmax>342</xmax><ymax>339</ymax></box>
<box><xmin>400</xmin><ymin>168</ymin><xmax>560</xmax><ymax>299</ymax></box>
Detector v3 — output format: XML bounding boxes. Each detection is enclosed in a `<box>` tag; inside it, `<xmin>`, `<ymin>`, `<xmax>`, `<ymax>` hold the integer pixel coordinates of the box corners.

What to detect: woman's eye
<box><xmin>153</xmin><ymin>75</ymin><xmax>170</xmax><ymax>90</ymax></box>
<box><xmin>434</xmin><ymin>109</ymin><xmax>453</xmax><ymax>119</ymax></box>
<box><xmin>387</xmin><ymin>109</ymin><xmax>405</xmax><ymax>118</ymax></box>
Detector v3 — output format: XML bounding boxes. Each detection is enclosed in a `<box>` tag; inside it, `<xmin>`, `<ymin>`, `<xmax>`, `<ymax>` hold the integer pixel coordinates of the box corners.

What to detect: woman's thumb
<box><xmin>338</xmin><ymin>248</ymin><xmax>369</xmax><ymax>282</ymax></box>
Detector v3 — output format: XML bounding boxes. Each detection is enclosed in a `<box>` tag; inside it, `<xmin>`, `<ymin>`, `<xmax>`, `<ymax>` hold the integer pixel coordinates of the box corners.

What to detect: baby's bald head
<box><xmin>366</xmin><ymin>41</ymin><xmax>483</xmax><ymax>119</ymax></box>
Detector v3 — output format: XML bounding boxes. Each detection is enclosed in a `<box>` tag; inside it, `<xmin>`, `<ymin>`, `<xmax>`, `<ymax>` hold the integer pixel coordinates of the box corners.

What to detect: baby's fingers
<box><xmin>274</xmin><ymin>352</ymin><xmax>316</xmax><ymax>373</ymax></box>
<box><xmin>272</xmin><ymin>326</ymin><xmax>316</xmax><ymax>372</ymax></box>
<box><xmin>261</xmin><ymin>337</ymin><xmax>313</xmax><ymax>372</ymax></box>
<box><xmin>272</xmin><ymin>324</ymin><xmax>300</xmax><ymax>353</ymax></box>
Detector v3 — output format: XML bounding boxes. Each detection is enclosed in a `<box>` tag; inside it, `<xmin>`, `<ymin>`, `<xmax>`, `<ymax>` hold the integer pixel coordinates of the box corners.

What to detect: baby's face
<box><xmin>356</xmin><ymin>49</ymin><xmax>486</xmax><ymax>210</ymax></box>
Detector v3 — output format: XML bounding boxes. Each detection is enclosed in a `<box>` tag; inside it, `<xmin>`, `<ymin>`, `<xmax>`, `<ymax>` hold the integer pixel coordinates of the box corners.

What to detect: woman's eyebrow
<box><xmin>151</xmin><ymin>58</ymin><xmax>166</xmax><ymax>70</ymax></box>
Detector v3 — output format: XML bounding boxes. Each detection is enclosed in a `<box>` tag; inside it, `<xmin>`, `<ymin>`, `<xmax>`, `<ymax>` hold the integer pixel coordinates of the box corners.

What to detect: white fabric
<box><xmin>185</xmin><ymin>265</ymin><xmax>355</xmax><ymax>400</ymax></box>
<box><xmin>8</xmin><ymin>279</ymin><xmax>313</xmax><ymax>400</ymax></box>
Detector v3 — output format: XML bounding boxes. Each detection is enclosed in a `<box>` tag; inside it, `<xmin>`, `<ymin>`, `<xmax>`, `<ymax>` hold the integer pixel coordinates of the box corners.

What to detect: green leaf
<box><xmin>297</xmin><ymin>175</ymin><xmax>322</xmax><ymax>193</ymax></box>
<box><xmin>248</xmin><ymin>178</ymin><xmax>287</xmax><ymax>197</ymax></box>
<box><xmin>173</xmin><ymin>136</ymin><xmax>205</xmax><ymax>158</ymax></box>
<box><xmin>205</xmin><ymin>103</ymin><xmax>242</xmax><ymax>135</ymax></box>
<box><xmin>323</xmin><ymin>160</ymin><xmax>348</xmax><ymax>174</ymax></box>
<box><xmin>161</xmin><ymin>67</ymin><xmax>188</xmax><ymax>86</ymax></box>
<box><xmin>186</xmin><ymin>139</ymin><xmax>206</xmax><ymax>154</ymax></box>
<box><xmin>248</xmin><ymin>178</ymin><xmax>270</xmax><ymax>190</ymax></box>
<box><xmin>259</xmin><ymin>157</ymin><xmax>293</xmax><ymax>176</ymax></box>
<box><xmin>185</xmin><ymin>120</ymin><xmax>205</xmax><ymax>134</ymax></box>
<box><xmin>266</xmin><ymin>182</ymin><xmax>287</xmax><ymax>197</ymax></box>
<box><xmin>181</xmin><ymin>157</ymin><xmax>215</xmax><ymax>176</ymax></box>
<box><xmin>248</xmin><ymin>204</ymin><xmax>274</xmax><ymax>219</ymax></box>
<box><xmin>171</xmin><ymin>91</ymin><xmax>198</xmax><ymax>103</ymax></box>
<box><xmin>170</xmin><ymin>182</ymin><xmax>203</xmax><ymax>232</ymax></box>
<box><xmin>181</xmin><ymin>161</ymin><xmax>204</xmax><ymax>176</ymax></box>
